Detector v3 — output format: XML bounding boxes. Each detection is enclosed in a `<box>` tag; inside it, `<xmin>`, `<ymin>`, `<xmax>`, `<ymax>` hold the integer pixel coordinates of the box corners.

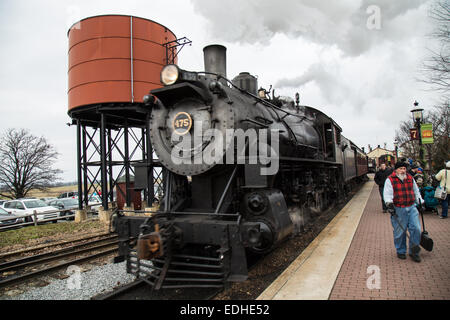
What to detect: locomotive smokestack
<box><xmin>203</xmin><ymin>44</ymin><xmax>227</xmax><ymax>84</ymax></box>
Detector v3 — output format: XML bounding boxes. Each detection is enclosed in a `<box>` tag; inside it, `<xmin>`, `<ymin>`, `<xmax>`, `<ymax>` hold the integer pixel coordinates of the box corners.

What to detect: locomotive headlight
<box><xmin>161</xmin><ymin>64</ymin><xmax>179</xmax><ymax>85</ymax></box>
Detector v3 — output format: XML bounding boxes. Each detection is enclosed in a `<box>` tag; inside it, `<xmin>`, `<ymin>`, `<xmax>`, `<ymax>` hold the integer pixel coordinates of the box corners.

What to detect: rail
<box><xmin>0</xmin><ymin>243</ymin><xmax>118</xmax><ymax>289</ymax></box>
<box><xmin>0</xmin><ymin>236</ymin><xmax>118</xmax><ymax>274</ymax></box>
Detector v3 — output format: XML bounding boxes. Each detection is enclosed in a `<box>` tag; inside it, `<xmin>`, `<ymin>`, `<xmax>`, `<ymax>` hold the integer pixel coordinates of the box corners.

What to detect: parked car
<box><xmin>40</xmin><ymin>197</ymin><xmax>57</xmax><ymax>204</ymax></box>
<box><xmin>88</xmin><ymin>194</ymin><xmax>101</xmax><ymax>204</ymax></box>
<box><xmin>0</xmin><ymin>200</ymin><xmax>7</xmax><ymax>207</ymax></box>
<box><xmin>0</xmin><ymin>207</ymin><xmax>24</xmax><ymax>228</ymax></box>
<box><xmin>57</xmin><ymin>191</ymin><xmax>78</xmax><ymax>199</ymax></box>
<box><xmin>3</xmin><ymin>198</ymin><xmax>60</xmax><ymax>223</ymax></box>
<box><xmin>48</xmin><ymin>198</ymin><xmax>78</xmax><ymax>220</ymax></box>
<box><xmin>87</xmin><ymin>194</ymin><xmax>102</xmax><ymax>213</ymax></box>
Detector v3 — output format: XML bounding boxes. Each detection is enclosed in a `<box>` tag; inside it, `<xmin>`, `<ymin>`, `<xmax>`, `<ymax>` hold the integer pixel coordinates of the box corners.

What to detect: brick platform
<box><xmin>329</xmin><ymin>182</ymin><xmax>450</xmax><ymax>300</ymax></box>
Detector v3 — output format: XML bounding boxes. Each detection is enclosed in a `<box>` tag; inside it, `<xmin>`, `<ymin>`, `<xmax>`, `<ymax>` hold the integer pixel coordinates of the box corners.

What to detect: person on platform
<box><xmin>408</xmin><ymin>164</ymin><xmax>419</xmax><ymax>177</ymax></box>
<box><xmin>374</xmin><ymin>163</ymin><xmax>393</xmax><ymax>212</ymax></box>
<box><xmin>384</xmin><ymin>161</ymin><xmax>424</xmax><ymax>262</ymax></box>
<box><xmin>400</xmin><ymin>157</ymin><xmax>412</xmax><ymax>172</ymax></box>
<box><xmin>435</xmin><ymin>161</ymin><xmax>450</xmax><ymax>219</ymax></box>
<box><xmin>410</xmin><ymin>165</ymin><xmax>424</xmax><ymax>187</ymax></box>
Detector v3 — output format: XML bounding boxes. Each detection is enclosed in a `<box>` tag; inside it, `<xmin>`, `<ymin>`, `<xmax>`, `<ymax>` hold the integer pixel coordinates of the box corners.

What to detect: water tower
<box><xmin>67</xmin><ymin>15</ymin><xmax>190</xmax><ymax>211</ymax></box>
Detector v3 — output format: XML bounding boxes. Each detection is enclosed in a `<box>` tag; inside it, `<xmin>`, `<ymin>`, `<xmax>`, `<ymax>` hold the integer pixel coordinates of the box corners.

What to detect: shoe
<box><xmin>440</xmin><ymin>216</ymin><xmax>448</xmax><ymax>219</ymax></box>
<box><xmin>409</xmin><ymin>254</ymin><xmax>421</xmax><ymax>263</ymax></box>
<box><xmin>397</xmin><ymin>253</ymin><xmax>406</xmax><ymax>260</ymax></box>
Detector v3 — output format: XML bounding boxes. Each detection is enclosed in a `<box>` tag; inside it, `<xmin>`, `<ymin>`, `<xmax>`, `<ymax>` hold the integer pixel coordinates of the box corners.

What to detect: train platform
<box><xmin>257</xmin><ymin>176</ymin><xmax>450</xmax><ymax>300</ymax></box>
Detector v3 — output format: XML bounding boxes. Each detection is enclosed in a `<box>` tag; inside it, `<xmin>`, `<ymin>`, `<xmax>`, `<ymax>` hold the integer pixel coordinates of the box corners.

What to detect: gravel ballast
<box><xmin>1</xmin><ymin>261</ymin><xmax>135</xmax><ymax>300</ymax></box>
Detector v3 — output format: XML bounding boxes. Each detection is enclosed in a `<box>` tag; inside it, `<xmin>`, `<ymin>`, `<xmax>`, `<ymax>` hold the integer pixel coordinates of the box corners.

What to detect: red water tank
<box><xmin>67</xmin><ymin>15</ymin><xmax>177</xmax><ymax>112</ymax></box>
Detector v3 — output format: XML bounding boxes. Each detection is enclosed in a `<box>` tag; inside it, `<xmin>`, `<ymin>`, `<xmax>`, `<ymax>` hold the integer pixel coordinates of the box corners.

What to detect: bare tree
<box><xmin>395</xmin><ymin>102</ymin><xmax>450</xmax><ymax>172</ymax></box>
<box><xmin>0</xmin><ymin>128</ymin><xmax>62</xmax><ymax>199</ymax></box>
<box><xmin>406</xmin><ymin>0</ymin><xmax>450</xmax><ymax>175</ymax></box>
<box><xmin>425</xmin><ymin>100</ymin><xmax>450</xmax><ymax>171</ymax></box>
<box><xmin>421</xmin><ymin>0</ymin><xmax>450</xmax><ymax>96</ymax></box>
<box><xmin>395</xmin><ymin>120</ymin><xmax>420</xmax><ymax>160</ymax></box>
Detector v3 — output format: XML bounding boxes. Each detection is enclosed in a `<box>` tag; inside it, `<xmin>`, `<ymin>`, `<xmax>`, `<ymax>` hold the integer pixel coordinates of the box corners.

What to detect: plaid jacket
<box><xmin>387</xmin><ymin>172</ymin><xmax>416</xmax><ymax>208</ymax></box>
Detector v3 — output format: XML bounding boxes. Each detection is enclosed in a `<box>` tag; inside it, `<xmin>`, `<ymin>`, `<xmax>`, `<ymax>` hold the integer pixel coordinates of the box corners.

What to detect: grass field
<box><xmin>27</xmin><ymin>185</ymin><xmax>79</xmax><ymax>199</ymax></box>
<box><xmin>0</xmin><ymin>220</ymin><xmax>109</xmax><ymax>251</ymax></box>
<box><xmin>0</xmin><ymin>184</ymin><xmax>98</xmax><ymax>200</ymax></box>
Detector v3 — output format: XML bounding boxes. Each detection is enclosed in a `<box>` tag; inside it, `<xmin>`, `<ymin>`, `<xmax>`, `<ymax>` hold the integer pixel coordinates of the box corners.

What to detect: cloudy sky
<box><xmin>0</xmin><ymin>0</ymin><xmax>442</xmax><ymax>182</ymax></box>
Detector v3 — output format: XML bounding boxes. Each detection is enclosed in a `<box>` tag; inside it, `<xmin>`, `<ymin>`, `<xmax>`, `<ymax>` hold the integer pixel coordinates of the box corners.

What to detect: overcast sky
<box><xmin>0</xmin><ymin>0</ymin><xmax>442</xmax><ymax>182</ymax></box>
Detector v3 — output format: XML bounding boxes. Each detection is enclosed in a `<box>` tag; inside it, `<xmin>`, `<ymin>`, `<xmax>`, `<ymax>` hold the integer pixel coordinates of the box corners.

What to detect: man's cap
<box><xmin>411</xmin><ymin>164</ymin><xmax>419</xmax><ymax>169</ymax></box>
<box><xmin>395</xmin><ymin>161</ymin><xmax>408</xmax><ymax>169</ymax></box>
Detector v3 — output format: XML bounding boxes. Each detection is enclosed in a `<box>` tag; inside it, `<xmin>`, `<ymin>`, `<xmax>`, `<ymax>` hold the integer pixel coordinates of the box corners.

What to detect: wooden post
<box><xmin>33</xmin><ymin>210</ymin><xmax>38</xmax><ymax>226</ymax></box>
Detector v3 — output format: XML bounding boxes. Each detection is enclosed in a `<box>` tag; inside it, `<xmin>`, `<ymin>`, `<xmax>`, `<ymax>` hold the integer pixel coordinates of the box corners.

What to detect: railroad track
<box><xmin>87</xmin><ymin>201</ymin><xmax>346</xmax><ymax>301</ymax></box>
<box><xmin>91</xmin><ymin>279</ymin><xmax>146</xmax><ymax>300</ymax></box>
<box><xmin>91</xmin><ymin>278</ymin><xmax>223</xmax><ymax>300</ymax></box>
<box><xmin>90</xmin><ymin>252</ymin><xmax>265</xmax><ymax>300</ymax></box>
<box><xmin>0</xmin><ymin>235</ymin><xmax>118</xmax><ymax>289</ymax></box>
<box><xmin>0</xmin><ymin>233</ymin><xmax>115</xmax><ymax>261</ymax></box>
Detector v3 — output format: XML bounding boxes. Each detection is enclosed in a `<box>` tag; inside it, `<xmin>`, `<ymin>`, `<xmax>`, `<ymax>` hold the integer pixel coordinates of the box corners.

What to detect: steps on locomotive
<box><xmin>127</xmin><ymin>249</ymin><xmax>225</xmax><ymax>289</ymax></box>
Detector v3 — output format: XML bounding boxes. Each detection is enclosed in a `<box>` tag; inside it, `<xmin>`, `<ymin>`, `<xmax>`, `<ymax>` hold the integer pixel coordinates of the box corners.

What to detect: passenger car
<box><xmin>3</xmin><ymin>199</ymin><xmax>60</xmax><ymax>223</ymax></box>
<box><xmin>48</xmin><ymin>198</ymin><xmax>78</xmax><ymax>220</ymax></box>
<box><xmin>0</xmin><ymin>207</ymin><xmax>24</xmax><ymax>228</ymax></box>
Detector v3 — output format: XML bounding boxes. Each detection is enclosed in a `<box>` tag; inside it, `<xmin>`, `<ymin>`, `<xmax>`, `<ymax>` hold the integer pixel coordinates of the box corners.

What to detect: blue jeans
<box><xmin>390</xmin><ymin>205</ymin><xmax>422</xmax><ymax>255</ymax></box>
<box><xmin>442</xmin><ymin>194</ymin><xmax>449</xmax><ymax>217</ymax></box>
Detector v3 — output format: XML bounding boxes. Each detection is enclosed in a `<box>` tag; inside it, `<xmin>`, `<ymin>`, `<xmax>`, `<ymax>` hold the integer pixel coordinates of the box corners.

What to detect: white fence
<box><xmin>0</xmin><ymin>205</ymin><xmax>100</xmax><ymax>232</ymax></box>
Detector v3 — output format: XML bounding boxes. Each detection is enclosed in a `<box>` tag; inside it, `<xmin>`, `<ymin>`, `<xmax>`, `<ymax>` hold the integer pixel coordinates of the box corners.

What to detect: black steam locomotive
<box><xmin>113</xmin><ymin>45</ymin><xmax>368</xmax><ymax>289</ymax></box>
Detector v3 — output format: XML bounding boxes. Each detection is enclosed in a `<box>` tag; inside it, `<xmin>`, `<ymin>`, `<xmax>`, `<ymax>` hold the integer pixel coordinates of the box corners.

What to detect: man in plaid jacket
<box><xmin>383</xmin><ymin>161</ymin><xmax>424</xmax><ymax>262</ymax></box>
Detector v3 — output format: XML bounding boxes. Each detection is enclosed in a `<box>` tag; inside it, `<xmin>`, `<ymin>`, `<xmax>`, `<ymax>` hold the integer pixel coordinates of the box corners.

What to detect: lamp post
<box><xmin>393</xmin><ymin>140</ymin><xmax>399</xmax><ymax>163</ymax></box>
<box><xmin>410</xmin><ymin>101</ymin><xmax>424</xmax><ymax>167</ymax></box>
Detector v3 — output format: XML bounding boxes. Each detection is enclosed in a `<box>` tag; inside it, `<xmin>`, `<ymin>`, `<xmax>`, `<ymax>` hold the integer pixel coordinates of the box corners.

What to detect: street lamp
<box><xmin>410</xmin><ymin>101</ymin><xmax>424</xmax><ymax>167</ymax></box>
<box><xmin>393</xmin><ymin>140</ymin><xmax>399</xmax><ymax>163</ymax></box>
<box><xmin>411</xmin><ymin>101</ymin><xmax>423</xmax><ymax>123</ymax></box>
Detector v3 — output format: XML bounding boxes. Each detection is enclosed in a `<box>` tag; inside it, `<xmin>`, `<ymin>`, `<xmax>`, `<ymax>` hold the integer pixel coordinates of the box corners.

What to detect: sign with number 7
<box><xmin>410</xmin><ymin>128</ymin><xmax>419</xmax><ymax>140</ymax></box>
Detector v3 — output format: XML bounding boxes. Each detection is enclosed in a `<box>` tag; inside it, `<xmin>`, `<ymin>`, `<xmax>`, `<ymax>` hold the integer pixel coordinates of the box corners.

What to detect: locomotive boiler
<box><xmin>114</xmin><ymin>45</ymin><xmax>368</xmax><ymax>289</ymax></box>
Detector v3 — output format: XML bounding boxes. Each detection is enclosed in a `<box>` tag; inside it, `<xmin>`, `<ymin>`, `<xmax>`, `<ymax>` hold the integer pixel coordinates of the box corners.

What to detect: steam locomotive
<box><xmin>113</xmin><ymin>45</ymin><xmax>368</xmax><ymax>289</ymax></box>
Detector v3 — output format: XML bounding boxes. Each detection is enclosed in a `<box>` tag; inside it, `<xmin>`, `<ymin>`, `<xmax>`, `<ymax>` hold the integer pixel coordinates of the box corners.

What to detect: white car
<box><xmin>88</xmin><ymin>194</ymin><xmax>101</xmax><ymax>205</ymax></box>
<box><xmin>57</xmin><ymin>191</ymin><xmax>78</xmax><ymax>199</ymax></box>
<box><xmin>0</xmin><ymin>207</ymin><xmax>24</xmax><ymax>228</ymax></box>
<box><xmin>3</xmin><ymin>198</ymin><xmax>60</xmax><ymax>223</ymax></box>
<box><xmin>40</xmin><ymin>197</ymin><xmax>58</xmax><ymax>204</ymax></box>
